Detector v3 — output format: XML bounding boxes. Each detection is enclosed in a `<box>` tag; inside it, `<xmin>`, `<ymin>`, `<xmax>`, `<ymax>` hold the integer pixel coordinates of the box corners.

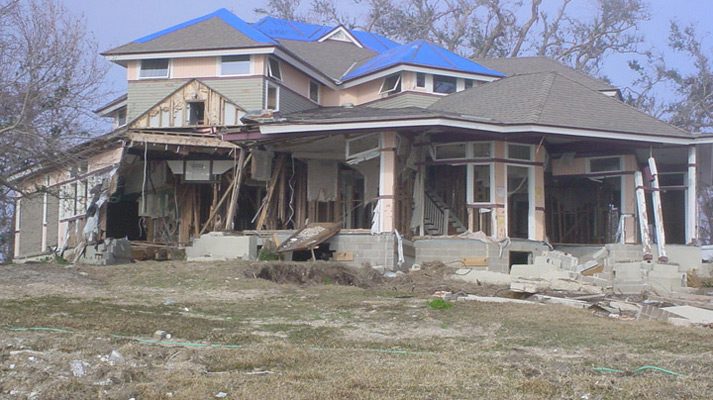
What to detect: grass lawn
<box><xmin>1</xmin><ymin>260</ymin><xmax>712</xmax><ymax>399</ymax></box>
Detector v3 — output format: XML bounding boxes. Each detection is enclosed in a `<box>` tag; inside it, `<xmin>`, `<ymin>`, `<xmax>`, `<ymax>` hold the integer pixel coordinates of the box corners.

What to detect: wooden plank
<box><xmin>223</xmin><ymin>148</ymin><xmax>248</xmax><ymax>231</ymax></box>
<box><xmin>255</xmin><ymin>154</ymin><xmax>287</xmax><ymax>230</ymax></box>
<box><xmin>462</xmin><ymin>257</ymin><xmax>488</xmax><ymax>267</ymax></box>
<box><xmin>127</xmin><ymin>132</ymin><xmax>238</xmax><ymax>149</ymax></box>
<box><xmin>276</xmin><ymin>222</ymin><xmax>341</xmax><ymax>253</ymax></box>
<box><xmin>333</xmin><ymin>251</ymin><xmax>354</xmax><ymax>261</ymax></box>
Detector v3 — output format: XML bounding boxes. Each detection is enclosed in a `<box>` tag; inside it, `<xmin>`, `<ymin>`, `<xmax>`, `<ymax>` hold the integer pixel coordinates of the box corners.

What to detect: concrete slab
<box><xmin>661</xmin><ymin>305</ymin><xmax>713</xmax><ymax>324</ymax></box>
<box><xmin>185</xmin><ymin>233</ymin><xmax>256</xmax><ymax>261</ymax></box>
<box><xmin>451</xmin><ymin>269</ymin><xmax>512</xmax><ymax>285</ymax></box>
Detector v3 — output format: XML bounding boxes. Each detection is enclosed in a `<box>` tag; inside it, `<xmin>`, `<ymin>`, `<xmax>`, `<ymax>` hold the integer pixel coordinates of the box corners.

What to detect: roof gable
<box><xmin>104</xmin><ymin>9</ymin><xmax>276</xmax><ymax>55</ymax></box>
<box><xmin>253</xmin><ymin>16</ymin><xmax>399</xmax><ymax>52</ymax></box>
<box><xmin>342</xmin><ymin>40</ymin><xmax>505</xmax><ymax>80</ymax></box>
<box><xmin>429</xmin><ymin>71</ymin><xmax>689</xmax><ymax>138</ymax></box>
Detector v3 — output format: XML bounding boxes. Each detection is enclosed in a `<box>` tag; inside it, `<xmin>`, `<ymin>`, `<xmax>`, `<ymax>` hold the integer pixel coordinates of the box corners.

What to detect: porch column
<box><xmin>534</xmin><ymin>148</ymin><xmax>546</xmax><ymax>241</ymax></box>
<box><xmin>687</xmin><ymin>145</ymin><xmax>698</xmax><ymax>244</ymax></box>
<box><xmin>377</xmin><ymin>131</ymin><xmax>397</xmax><ymax>233</ymax></box>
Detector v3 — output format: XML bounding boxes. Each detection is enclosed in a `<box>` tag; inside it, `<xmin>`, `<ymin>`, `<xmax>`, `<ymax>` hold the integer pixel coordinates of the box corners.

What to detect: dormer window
<box><xmin>221</xmin><ymin>55</ymin><xmax>250</xmax><ymax>75</ymax></box>
<box><xmin>464</xmin><ymin>79</ymin><xmax>474</xmax><ymax>89</ymax></box>
<box><xmin>267</xmin><ymin>57</ymin><xmax>281</xmax><ymax>80</ymax></box>
<box><xmin>433</xmin><ymin>75</ymin><xmax>456</xmax><ymax>94</ymax></box>
<box><xmin>379</xmin><ymin>74</ymin><xmax>401</xmax><ymax>95</ymax></box>
<box><xmin>116</xmin><ymin>108</ymin><xmax>127</xmax><ymax>127</ymax></box>
<box><xmin>309</xmin><ymin>81</ymin><xmax>320</xmax><ymax>103</ymax></box>
<box><xmin>140</xmin><ymin>59</ymin><xmax>169</xmax><ymax>78</ymax></box>
<box><xmin>416</xmin><ymin>73</ymin><xmax>426</xmax><ymax>88</ymax></box>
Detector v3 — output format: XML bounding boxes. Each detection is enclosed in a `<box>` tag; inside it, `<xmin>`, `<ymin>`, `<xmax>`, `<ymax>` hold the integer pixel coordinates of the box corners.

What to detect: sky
<box><xmin>63</xmin><ymin>0</ymin><xmax>713</xmax><ymax>107</ymax></box>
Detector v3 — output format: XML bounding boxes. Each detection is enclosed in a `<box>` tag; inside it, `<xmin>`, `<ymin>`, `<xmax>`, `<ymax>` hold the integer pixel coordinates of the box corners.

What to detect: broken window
<box><xmin>266</xmin><ymin>83</ymin><xmax>279</xmax><ymax>110</ymax></box>
<box><xmin>346</xmin><ymin>134</ymin><xmax>380</xmax><ymax>164</ymax></box>
<box><xmin>139</xmin><ymin>59</ymin><xmax>169</xmax><ymax>78</ymax></box>
<box><xmin>221</xmin><ymin>55</ymin><xmax>250</xmax><ymax>75</ymax></box>
<box><xmin>267</xmin><ymin>57</ymin><xmax>281</xmax><ymax>80</ymax></box>
<box><xmin>469</xmin><ymin>164</ymin><xmax>492</xmax><ymax>203</ymax></box>
<box><xmin>433</xmin><ymin>75</ymin><xmax>457</xmax><ymax>94</ymax></box>
<box><xmin>309</xmin><ymin>80</ymin><xmax>320</xmax><ymax>103</ymax></box>
<box><xmin>186</xmin><ymin>101</ymin><xmax>205</xmax><ymax>125</ymax></box>
<box><xmin>588</xmin><ymin>156</ymin><xmax>622</xmax><ymax>173</ymax></box>
<box><xmin>432</xmin><ymin>143</ymin><xmax>466</xmax><ymax>160</ymax></box>
<box><xmin>507</xmin><ymin>144</ymin><xmax>533</xmax><ymax>161</ymax></box>
<box><xmin>379</xmin><ymin>74</ymin><xmax>401</xmax><ymax>94</ymax></box>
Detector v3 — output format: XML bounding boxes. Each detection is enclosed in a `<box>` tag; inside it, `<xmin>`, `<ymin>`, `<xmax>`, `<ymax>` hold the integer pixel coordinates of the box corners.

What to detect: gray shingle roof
<box><xmin>428</xmin><ymin>71</ymin><xmax>690</xmax><ymax>138</ymax></box>
<box><xmin>281</xmin><ymin>106</ymin><xmax>443</xmax><ymax>123</ymax></box>
<box><xmin>473</xmin><ymin>56</ymin><xmax>618</xmax><ymax>92</ymax></box>
<box><xmin>277</xmin><ymin>39</ymin><xmax>377</xmax><ymax>81</ymax></box>
<box><xmin>104</xmin><ymin>17</ymin><xmax>271</xmax><ymax>55</ymax></box>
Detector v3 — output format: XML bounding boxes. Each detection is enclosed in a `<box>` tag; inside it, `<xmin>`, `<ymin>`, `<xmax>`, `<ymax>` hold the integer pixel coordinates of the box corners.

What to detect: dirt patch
<box><xmin>246</xmin><ymin>262</ymin><xmax>382</xmax><ymax>288</ymax></box>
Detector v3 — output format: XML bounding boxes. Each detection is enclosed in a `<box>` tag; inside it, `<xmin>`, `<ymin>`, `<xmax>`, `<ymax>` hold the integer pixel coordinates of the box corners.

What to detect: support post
<box><xmin>223</xmin><ymin>147</ymin><xmax>247</xmax><ymax>231</ymax></box>
<box><xmin>648</xmin><ymin>157</ymin><xmax>668</xmax><ymax>262</ymax></box>
<box><xmin>687</xmin><ymin>146</ymin><xmax>698</xmax><ymax>244</ymax></box>
<box><xmin>377</xmin><ymin>132</ymin><xmax>397</xmax><ymax>233</ymax></box>
<box><xmin>634</xmin><ymin>171</ymin><xmax>653</xmax><ymax>260</ymax></box>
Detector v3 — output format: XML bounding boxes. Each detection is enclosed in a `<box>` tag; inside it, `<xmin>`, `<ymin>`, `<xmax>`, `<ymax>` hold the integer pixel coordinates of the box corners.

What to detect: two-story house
<box><xmin>11</xmin><ymin>9</ymin><xmax>712</xmax><ymax>272</ymax></box>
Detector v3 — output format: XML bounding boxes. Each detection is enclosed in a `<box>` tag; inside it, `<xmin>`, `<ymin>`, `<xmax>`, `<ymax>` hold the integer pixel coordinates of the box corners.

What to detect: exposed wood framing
<box><xmin>127</xmin><ymin>131</ymin><xmax>238</xmax><ymax>149</ymax></box>
<box><xmin>223</xmin><ymin>148</ymin><xmax>248</xmax><ymax>230</ymax></box>
<box><xmin>255</xmin><ymin>153</ymin><xmax>287</xmax><ymax>230</ymax></box>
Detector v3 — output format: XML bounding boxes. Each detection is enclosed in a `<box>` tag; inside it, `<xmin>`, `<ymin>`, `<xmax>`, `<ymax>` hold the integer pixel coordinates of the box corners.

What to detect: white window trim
<box><xmin>430</xmin><ymin>141</ymin><xmax>493</xmax><ymax>161</ymax></box>
<box><xmin>138</xmin><ymin>59</ymin><xmax>171</xmax><ymax>79</ymax></box>
<box><xmin>218</xmin><ymin>55</ymin><xmax>252</xmax><ymax>77</ymax></box>
<box><xmin>432</xmin><ymin>74</ymin><xmax>458</xmax><ymax>95</ymax></box>
<box><xmin>466</xmin><ymin>162</ymin><xmax>495</xmax><ymax>205</ymax></box>
<box><xmin>416</xmin><ymin>72</ymin><xmax>427</xmax><ymax>88</ymax></box>
<box><xmin>267</xmin><ymin>57</ymin><xmax>282</xmax><ymax>81</ymax></box>
<box><xmin>507</xmin><ymin>143</ymin><xmax>534</xmax><ymax>161</ymax></box>
<box><xmin>504</xmin><ymin>163</ymin><xmax>536</xmax><ymax>240</ymax></box>
<box><xmin>586</xmin><ymin>155</ymin><xmax>623</xmax><ymax>173</ymax></box>
<box><xmin>265</xmin><ymin>81</ymin><xmax>280</xmax><ymax>111</ymax></box>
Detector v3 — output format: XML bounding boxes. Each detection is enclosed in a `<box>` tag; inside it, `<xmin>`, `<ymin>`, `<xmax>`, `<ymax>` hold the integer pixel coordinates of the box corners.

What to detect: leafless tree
<box><xmin>0</xmin><ymin>0</ymin><xmax>108</xmax><ymax>261</ymax></box>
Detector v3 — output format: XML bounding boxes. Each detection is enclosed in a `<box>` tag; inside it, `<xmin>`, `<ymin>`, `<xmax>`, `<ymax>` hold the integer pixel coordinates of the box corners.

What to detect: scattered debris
<box><xmin>154</xmin><ymin>330</ymin><xmax>170</xmax><ymax>340</ymax></box>
<box><xmin>215</xmin><ymin>392</ymin><xmax>228</xmax><ymax>398</ymax></box>
<box><xmin>109</xmin><ymin>350</ymin><xmax>125</xmax><ymax>363</ymax></box>
<box><xmin>69</xmin><ymin>359</ymin><xmax>87</xmax><ymax>377</ymax></box>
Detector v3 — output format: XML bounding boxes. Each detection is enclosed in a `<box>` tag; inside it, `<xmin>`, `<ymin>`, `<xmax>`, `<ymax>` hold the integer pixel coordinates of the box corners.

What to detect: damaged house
<box><xmin>10</xmin><ymin>9</ymin><xmax>713</xmax><ymax>275</ymax></box>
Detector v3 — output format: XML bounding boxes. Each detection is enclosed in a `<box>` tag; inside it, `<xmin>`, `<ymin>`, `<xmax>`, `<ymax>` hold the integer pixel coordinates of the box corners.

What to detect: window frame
<box><xmin>267</xmin><ymin>57</ymin><xmax>282</xmax><ymax>80</ymax></box>
<box><xmin>309</xmin><ymin>80</ymin><xmax>320</xmax><ymax>103</ymax></box>
<box><xmin>379</xmin><ymin>74</ymin><xmax>402</xmax><ymax>94</ymax></box>
<box><xmin>432</xmin><ymin>74</ymin><xmax>457</xmax><ymax>94</ymax></box>
<box><xmin>586</xmin><ymin>156</ymin><xmax>623</xmax><ymax>173</ymax></box>
<box><xmin>416</xmin><ymin>72</ymin><xmax>426</xmax><ymax>88</ymax></box>
<box><xmin>219</xmin><ymin>55</ymin><xmax>251</xmax><ymax>76</ymax></box>
<box><xmin>139</xmin><ymin>59</ymin><xmax>170</xmax><ymax>79</ymax></box>
<box><xmin>507</xmin><ymin>143</ymin><xmax>534</xmax><ymax>161</ymax></box>
<box><xmin>467</xmin><ymin>162</ymin><xmax>495</xmax><ymax>205</ymax></box>
<box><xmin>265</xmin><ymin>81</ymin><xmax>280</xmax><ymax>111</ymax></box>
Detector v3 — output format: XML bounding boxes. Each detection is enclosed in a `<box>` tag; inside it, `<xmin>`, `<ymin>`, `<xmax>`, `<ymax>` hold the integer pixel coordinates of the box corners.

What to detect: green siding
<box><xmin>207</xmin><ymin>77</ymin><xmax>265</xmax><ymax>111</ymax></box>
<box><xmin>127</xmin><ymin>80</ymin><xmax>188</xmax><ymax>122</ymax></box>
<box><xmin>280</xmin><ymin>86</ymin><xmax>317</xmax><ymax>113</ymax></box>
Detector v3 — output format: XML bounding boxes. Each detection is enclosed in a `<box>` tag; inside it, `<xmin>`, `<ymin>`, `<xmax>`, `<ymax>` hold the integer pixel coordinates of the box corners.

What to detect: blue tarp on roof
<box><xmin>253</xmin><ymin>16</ymin><xmax>399</xmax><ymax>53</ymax></box>
<box><xmin>342</xmin><ymin>40</ymin><xmax>505</xmax><ymax>80</ymax></box>
<box><xmin>134</xmin><ymin>8</ymin><xmax>276</xmax><ymax>44</ymax></box>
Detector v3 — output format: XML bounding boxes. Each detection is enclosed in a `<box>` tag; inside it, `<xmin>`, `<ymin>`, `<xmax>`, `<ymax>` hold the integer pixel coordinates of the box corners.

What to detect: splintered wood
<box><xmin>276</xmin><ymin>222</ymin><xmax>341</xmax><ymax>253</ymax></box>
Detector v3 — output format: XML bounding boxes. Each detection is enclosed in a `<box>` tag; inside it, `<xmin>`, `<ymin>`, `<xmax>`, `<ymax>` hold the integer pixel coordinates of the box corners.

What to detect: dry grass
<box><xmin>1</xmin><ymin>260</ymin><xmax>712</xmax><ymax>399</ymax></box>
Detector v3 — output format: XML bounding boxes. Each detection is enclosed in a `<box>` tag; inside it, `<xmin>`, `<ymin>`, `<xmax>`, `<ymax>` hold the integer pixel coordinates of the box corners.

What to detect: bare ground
<box><xmin>1</xmin><ymin>260</ymin><xmax>712</xmax><ymax>399</ymax></box>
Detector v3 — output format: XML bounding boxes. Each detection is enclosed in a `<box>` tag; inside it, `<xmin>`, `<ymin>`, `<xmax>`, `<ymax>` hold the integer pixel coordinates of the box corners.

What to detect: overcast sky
<box><xmin>64</xmin><ymin>0</ymin><xmax>713</xmax><ymax>101</ymax></box>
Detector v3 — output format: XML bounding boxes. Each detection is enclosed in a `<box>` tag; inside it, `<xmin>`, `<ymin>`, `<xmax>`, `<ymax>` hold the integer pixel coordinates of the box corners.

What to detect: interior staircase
<box><xmin>423</xmin><ymin>188</ymin><xmax>468</xmax><ymax>236</ymax></box>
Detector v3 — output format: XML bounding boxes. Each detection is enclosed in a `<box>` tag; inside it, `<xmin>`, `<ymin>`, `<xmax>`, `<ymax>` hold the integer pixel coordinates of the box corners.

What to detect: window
<box><xmin>186</xmin><ymin>102</ymin><xmax>205</xmax><ymax>125</ymax></box>
<box><xmin>116</xmin><ymin>108</ymin><xmax>127</xmax><ymax>127</ymax></box>
<box><xmin>220</xmin><ymin>55</ymin><xmax>250</xmax><ymax>75</ymax></box>
<box><xmin>309</xmin><ymin>81</ymin><xmax>320</xmax><ymax>103</ymax></box>
<box><xmin>588</xmin><ymin>156</ymin><xmax>622</xmax><ymax>173</ymax></box>
<box><xmin>346</xmin><ymin>134</ymin><xmax>380</xmax><ymax>164</ymax></box>
<box><xmin>464</xmin><ymin>79</ymin><xmax>474</xmax><ymax>89</ymax></box>
<box><xmin>432</xmin><ymin>143</ymin><xmax>466</xmax><ymax>160</ymax></box>
<box><xmin>139</xmin><ymin>59</ymin><xmax>169</xmax><ymax>78</ymax></box>
<box><xmin>416</xmin><ymin>72</ymin><xmax>426</xmax><ymax>88</ymax></box>
<box><xmin>471</xmin><ymin>142</ymin><xmax>491</xmax><ymax>158</ymax></box>
<box><xmin>266</xmin><ymin>83</ymin><xmax>279</xmax><ymax>110</ymax></box>
<box><xmin>267</xmin><ymin>57</ymin><xmax>281</xmax><ymax>80</ymax></box>
<box><xmin>470</xmin><ymin>164</ymin><xmax>492</xmax><ymax>203</ymax></box>
<box><xmin>379</xmin><ymin>74</ymin><xmax>401</xmax><ymax>94</ymax></box>
<box><xmin>433</xmin><ymin>75</ymin><xmax>457</xmax><ymax>94</ymax></box>
<box><xmin>507</xmin><ymin>144</ymin><xmax>533</xmax><ymax>161</ymax></box>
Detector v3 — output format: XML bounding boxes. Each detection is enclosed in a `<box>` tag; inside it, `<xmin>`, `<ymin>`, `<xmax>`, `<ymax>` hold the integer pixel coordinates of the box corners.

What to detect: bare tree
<box><xmin>0</xmin><ymin>0</ymin><xmax>108</xmax><ymax>261</ymax></box>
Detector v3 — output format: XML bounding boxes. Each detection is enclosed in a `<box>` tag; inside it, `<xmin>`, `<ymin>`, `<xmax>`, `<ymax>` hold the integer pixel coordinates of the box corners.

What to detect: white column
<box><xmin>634</xmin><ymin>171</ymin><xmax>653</xmax><ymax>260</ymax></box>
<box><xmin>687</xmin><ymin>146</ymin><xmax>698</xmax><ymax>244</ymax></box>
<box><xmin>648</xmin><ymin>157</ymin><xmax>668</xmax><ymax>262</ymax></box>
<box><xmin>377</xmin><ymin>132</ymin><xmax>397</xmax><ymax>233</ymax></box>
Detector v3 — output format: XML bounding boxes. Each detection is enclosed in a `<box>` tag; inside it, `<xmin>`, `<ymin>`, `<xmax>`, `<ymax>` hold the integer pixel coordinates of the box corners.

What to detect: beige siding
<box><xmin>368</xmin><ymin>93</ymin><xmax>440</xmax><ymax>109</ymax></box>
<box><xmin>280</xmin><ymin>86</ymin><xmax>318</xmax><ymax>114</ymax></box>
<box><xmin>18</xmin><ymin>194</ymin><xmax>44</xmax><ymax>257</ymax></box>
<box><xmin>207</xmin><ymin>78</ymin><xmax>265</xmax><ymax>111</ymax></box>
<box><xmin>127</xmin><ymin>80</ymin><xmax>188</xmax><ymax>122</ymax></box>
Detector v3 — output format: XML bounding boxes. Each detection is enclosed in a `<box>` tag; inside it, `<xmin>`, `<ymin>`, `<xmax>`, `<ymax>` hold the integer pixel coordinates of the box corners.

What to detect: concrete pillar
<box><xmin>378</xmin><ymin>131</ymin><xmax>397</xmax><ymax>233</ymax></box>
<box><xmin>687</xmin><ymin>145</ymin><xmax>698</xmax><ymax>244</ymax></box>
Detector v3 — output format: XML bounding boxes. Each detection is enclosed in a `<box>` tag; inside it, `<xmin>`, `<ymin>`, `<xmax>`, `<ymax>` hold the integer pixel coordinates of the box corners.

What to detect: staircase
<box><xmin>423</xmin><ymin>188</ymin><xmax>468</xmax><ymax>236</ymax></box>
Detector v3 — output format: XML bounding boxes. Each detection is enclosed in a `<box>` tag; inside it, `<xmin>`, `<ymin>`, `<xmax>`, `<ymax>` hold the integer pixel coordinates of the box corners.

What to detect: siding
<box><xmin>18</xmin><ymin>194</ymin><xmax>44</xmax><ymax>257</ymax></box>
<box><xmin>127</xmin><ymin>80</ymin><xmax>189</xmax><ymax>122</ymax></box>
<box><xmin>280</xmin><ymin>86</ymin><xmax>318</xmax><ymax>114</ymax></box>
<box><xmin>206</xmin><ymin>77</ymin><xmax>265</xmax><ymax>111</ymax></box>
<box><xmin>368</xmin><ymin>93</ymin><xmax>440</xmax><ymax>109</ymax></box>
